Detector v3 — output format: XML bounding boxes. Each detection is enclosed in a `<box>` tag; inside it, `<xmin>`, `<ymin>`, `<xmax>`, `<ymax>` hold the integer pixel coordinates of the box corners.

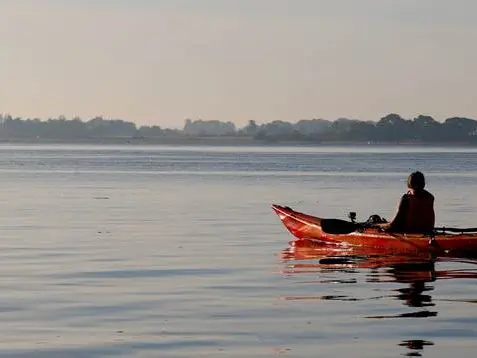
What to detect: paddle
<box><xmin>372</xmin><ymin>227</ymin><xmax>436</xmax><ymax>253</ymax></box>
<box><xmin>434</xmin><ymin>227</ymin><xmax>477</xmax><ymax>233</ymax></box>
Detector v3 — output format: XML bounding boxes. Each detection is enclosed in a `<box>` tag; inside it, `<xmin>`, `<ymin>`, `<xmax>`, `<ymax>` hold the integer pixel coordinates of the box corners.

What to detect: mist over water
<box><xmin>1</xmin><ymin>144</ymin><xmax>477</xmax><ymax>357</ymax></box>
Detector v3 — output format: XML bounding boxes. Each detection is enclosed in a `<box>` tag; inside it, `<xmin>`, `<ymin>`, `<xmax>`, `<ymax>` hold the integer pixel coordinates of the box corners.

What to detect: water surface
<box><xmin>0</xmin><ymin>144</ymin><xmax>476</xmax><ymax>357</ymax></box>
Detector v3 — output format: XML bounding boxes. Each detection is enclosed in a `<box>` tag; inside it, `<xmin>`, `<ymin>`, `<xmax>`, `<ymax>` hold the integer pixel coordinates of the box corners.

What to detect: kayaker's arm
<box><xmin>378</xmin><ymin>194</ymin><xmax>409</xmax><ymax>231</ymax></box>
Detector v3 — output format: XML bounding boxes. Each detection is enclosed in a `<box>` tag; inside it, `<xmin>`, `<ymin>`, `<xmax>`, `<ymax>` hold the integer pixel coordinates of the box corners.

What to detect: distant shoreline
<box><xmin>1</xmin><ymin>114</ymin><xmax>477</xmax><ymax>147</ymax></box>
<box><xmin>0</xmin><ymin>136</ymin><xmax>476</xmax><ymax>147</ymax></box>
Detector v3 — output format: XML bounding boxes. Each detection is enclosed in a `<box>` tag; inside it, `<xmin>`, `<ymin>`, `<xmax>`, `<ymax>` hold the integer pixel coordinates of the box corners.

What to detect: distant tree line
<box><xmin>240</xmin><ymin>114</ymin><xmax>477</xmax><ymax>144</ymax></box>
<box><xmin>0</xmin><ymin>115</ymin><xmax>179</xmax><ymax>140</ymax></box>
<box><xmin>1</xmin><ymin>113</ymin><xmax>477</xmax><ymax>144</ymax></box>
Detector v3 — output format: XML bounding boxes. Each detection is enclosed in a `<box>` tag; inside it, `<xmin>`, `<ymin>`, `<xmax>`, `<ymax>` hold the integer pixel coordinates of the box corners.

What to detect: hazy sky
<box><xmin>1</xmin><ymin>0</ymin><xmax>476</xmax><ymax>128</ymax></box>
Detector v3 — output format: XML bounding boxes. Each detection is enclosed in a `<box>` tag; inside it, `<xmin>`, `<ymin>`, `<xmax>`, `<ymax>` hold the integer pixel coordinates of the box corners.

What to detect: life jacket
<box><xmin>404</xmin><ymin>190</ymin><xmax>435</xmax><ymax>233</ymax></box>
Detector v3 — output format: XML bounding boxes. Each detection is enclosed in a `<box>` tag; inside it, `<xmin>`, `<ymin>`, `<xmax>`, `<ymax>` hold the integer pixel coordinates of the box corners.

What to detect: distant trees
<box><xmin>0</xmin><ymin>113</ymin><xmax>476</xmax><ymax>144</ymax></box>
<box><xmin>86</xmin><ymin>117</ymin><xmax>136</xmax><ymax>138</ymax></box>
<box><xmin>368</xmin><ymin>114</ymin><xmax>477</xmax><ymax>143</ymax></box>
<box><xmin>374</xmin><ymin>114</ymin><xmax>412</xmax><ymax>142</ymax></box>
<box><xmin>240</xmin><ymin>120</ymin><xmax>259</xmax><ymax>136</ymax></box>
<box><xmin>183</xmin><ymin>119</ymin><xmax>236</xmax><ymax>136</ymax></box>
<box><xmin>0</xmin><ymin>115</ymin><xmax>136</xmax><ymax>139</ymax></box>
<box><xmin>136</xmin><ymin>125</ymin><xmax>164</xmax><ymax>138</ymax></box>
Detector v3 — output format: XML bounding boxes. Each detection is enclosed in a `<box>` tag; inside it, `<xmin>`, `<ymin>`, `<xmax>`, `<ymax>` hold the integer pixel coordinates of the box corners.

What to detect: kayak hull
<box><xmin>272</xmin><ymin>204</ymin><xmax>477</xmax><ymax>255</ymax></box>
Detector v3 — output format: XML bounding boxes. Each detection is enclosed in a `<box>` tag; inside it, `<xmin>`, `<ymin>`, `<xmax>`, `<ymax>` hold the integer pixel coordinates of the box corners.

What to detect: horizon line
<box><xmin>1</xmin><ymin>112</ymin><xmax>476</xmax><ymax>129</ymax></box>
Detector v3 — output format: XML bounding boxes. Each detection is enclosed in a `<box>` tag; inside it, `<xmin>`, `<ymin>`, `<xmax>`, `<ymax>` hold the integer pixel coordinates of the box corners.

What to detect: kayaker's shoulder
<box><xmin>423</xmin><ymin>189</ymin><xmax>435</xmax><ymax>200</ymax></box>
<box><xmin>405</xmin><ymin>189</ymin><xmax>435</xmax><ymax>200</ymax></box>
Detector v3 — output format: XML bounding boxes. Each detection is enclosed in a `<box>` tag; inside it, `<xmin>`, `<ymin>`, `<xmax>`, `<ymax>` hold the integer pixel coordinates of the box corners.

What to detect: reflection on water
<box><xmin>282</xmin><ymin>245</ymin><xmax>440</xmax><ymax>316</ymax></box>
<box><xmin>281</xmin><ymin>241</ymin><xmax>477</xmax><ymax>357</ymax></box>
<box><xmin>367</xmin><ymin>263</ymin><xmax>438</xmax><ymax>319</ymax></box>
<box><xmin>399</xmin><ymin>340</ymin><xmax>434</xmax><ymax>357</ymax></box>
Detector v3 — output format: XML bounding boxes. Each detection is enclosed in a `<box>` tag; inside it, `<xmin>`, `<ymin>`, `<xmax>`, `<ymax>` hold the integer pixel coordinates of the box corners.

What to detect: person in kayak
<box><xmin>378</xmin><ymin>171</ymin><xmax>435</xmax><ymax>233</ymax></box>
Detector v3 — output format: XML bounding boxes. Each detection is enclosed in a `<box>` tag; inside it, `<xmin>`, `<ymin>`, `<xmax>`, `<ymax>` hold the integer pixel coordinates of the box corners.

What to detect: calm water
<box><xmin>1</xmin><ymin>144</ymin><xmax>477</xmax><ymax>358</ymax></box>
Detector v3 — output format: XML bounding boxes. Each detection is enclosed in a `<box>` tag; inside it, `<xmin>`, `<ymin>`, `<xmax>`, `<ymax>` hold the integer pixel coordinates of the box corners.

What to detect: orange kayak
<box><xmin>272</xmin><ymin>204</ymin><xmax>477</xmax><ymax>255</ymax></box>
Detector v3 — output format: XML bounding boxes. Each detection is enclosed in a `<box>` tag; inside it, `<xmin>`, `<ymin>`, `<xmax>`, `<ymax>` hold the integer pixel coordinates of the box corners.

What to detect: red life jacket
<box><xmin>404</xmin><ymin>190</ymin><xmax>435</xmax><ymax>233</ymax></box>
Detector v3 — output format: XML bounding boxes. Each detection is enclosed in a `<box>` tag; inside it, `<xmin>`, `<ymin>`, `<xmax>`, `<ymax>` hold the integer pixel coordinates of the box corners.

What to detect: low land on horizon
<box><xmin>1</xmin><ymin>136</ymin><xmax>477</xmax><ymax>148</ymax></box>
<box><xmin>1</xmin><ymin>113</ymin><xmax>477</xmax><ymax>146</ymax></box>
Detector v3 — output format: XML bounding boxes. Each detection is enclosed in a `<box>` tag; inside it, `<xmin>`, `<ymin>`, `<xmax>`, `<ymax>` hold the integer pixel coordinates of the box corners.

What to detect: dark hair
<box><xmin>407</xmin><ymin>171</ymin><xmax>425</xmax><ymax>191</ymax></box>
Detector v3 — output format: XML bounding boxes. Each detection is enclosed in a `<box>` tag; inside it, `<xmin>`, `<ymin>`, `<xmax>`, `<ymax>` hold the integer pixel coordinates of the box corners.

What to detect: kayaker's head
<box><xmin>407</xmin><ymin>171</ymin><xmax>425</xmax><ymax>192</ymax></box>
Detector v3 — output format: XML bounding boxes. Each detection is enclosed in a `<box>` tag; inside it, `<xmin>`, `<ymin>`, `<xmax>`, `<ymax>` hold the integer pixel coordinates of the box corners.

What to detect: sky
<box><xmin>1</xmin><ymin>0</ymin><xmax>476</xmax><ymax>128</ymax></box>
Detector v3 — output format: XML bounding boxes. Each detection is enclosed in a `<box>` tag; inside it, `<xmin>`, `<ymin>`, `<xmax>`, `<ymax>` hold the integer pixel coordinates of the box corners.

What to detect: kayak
<box><xmin>272</xmin><ymin>204</ymin><xmax>477</xmax><ymax>255</ymax></box>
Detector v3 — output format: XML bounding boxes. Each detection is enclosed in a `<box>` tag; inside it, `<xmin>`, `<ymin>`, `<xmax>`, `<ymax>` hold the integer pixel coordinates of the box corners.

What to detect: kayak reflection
<box><xmin>399</xmin><ymin>340</ymin><xmax>434</xmax><ymax>357</ymax></box>
<box><xmin>281</xmin><ymin>240</ymin><xmax>477</xmax><ymax>318</ymax></box>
